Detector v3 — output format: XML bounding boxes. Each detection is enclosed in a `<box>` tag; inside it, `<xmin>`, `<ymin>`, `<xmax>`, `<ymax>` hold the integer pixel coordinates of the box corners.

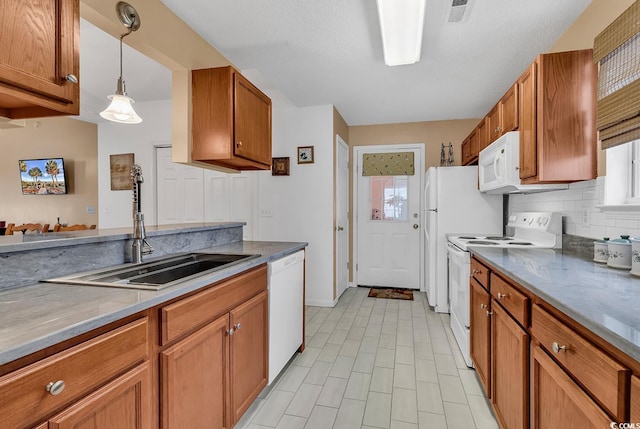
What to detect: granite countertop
<box><xmin>470</xmin><ymin>247</ymin><xmax>640</xmax><ymax>362</ymax></box>
<box><xmin>0</xmin><ymin>240</ymin><xmax>307</xmax><ymax>366</ymax></box>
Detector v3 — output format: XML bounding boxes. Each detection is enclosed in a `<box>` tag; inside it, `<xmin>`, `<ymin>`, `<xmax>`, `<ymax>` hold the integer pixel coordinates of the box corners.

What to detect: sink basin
<box><xmin>43</xmin><ymin>252</ymin><xmax>260</xmax><ymax>290</ymax></box>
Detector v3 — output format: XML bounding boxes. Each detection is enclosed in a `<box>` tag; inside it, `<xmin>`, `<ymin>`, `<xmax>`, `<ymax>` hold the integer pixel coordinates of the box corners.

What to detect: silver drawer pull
<box><xmin>486</xmin><ymin>311</ymin><xmax>492</xmax><ymax>316</ymax></box>
<box><xmin>552</xmin><ymin>342</ymin><xmax>567</xmax><ymax>353</ymax></box>
<box><xmin>46</xmin><ymin>380</ymin><xmax>65</xmax><ymax>396</ymax></box>
<box><xmin>480</xmin><ymin>304</ymin><xmax>487</xmax><ymax>309</ymax></box>
<box><xmin>233</xmin><ymin>323</ymin><xmax>241</xmax><ymax>330</ymax></box>
<box><xmin>497</xmin><ymin>292</ymin><xmax>508</xmax><ymax>299</ymax></box>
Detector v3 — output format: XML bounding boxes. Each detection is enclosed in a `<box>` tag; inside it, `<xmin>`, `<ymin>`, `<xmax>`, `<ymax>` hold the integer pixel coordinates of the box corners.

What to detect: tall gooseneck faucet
<box><xmin>131</xmin><ymin>164</ymin><xmax>154</xmax><ymax>263</ymax></box>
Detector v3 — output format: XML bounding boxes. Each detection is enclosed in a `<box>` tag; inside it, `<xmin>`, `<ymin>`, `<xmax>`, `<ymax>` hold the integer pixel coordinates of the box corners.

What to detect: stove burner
<box><xmin>458</xmin><ymin>236</ymin><xmax>477</xmax><ymax>239</ymax></box>
<box><xmin>468</xmin><ymin>240</ymin><xmax>499</xmax><ymax>245</ymax></box>
<box><xmin>484</xmin><ymin>236</ymin><xmax>514</xmax><ymax>241</ymax></box>
<box><xmin>508</xmin><ymin>242</ymin><xmax>533</xmax><ymax>245</ymax></box>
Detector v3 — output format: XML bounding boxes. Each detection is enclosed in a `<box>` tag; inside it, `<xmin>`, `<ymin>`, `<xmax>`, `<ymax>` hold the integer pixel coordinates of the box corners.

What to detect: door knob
<box><xmin>337</xmin><ymin>226</ymin><xmax>344</xmax><ymax>231</ymax></box>
<box><xmin>413</xmin><ymin>224</ymin><xmax>419</xmax><ymax>229</ymax></box>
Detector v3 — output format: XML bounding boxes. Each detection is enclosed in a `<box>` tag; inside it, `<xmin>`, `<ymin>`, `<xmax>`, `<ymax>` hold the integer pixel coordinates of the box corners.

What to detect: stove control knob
<box><xmin>527</xmin><ymin>217</ymin><xmax>534</xmax><ymax>225</ymax></box>
<box><xmin>541</xmin><ymin>217</ymin><xmax>548</xmax><ymax>226</ymax></box>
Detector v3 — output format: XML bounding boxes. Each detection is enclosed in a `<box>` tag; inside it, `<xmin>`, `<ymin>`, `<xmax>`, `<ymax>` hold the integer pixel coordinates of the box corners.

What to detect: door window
<box><xmin>369</xmin><ymin>176</ymin><xmax>408</xmax><ymax>221</ymax></box>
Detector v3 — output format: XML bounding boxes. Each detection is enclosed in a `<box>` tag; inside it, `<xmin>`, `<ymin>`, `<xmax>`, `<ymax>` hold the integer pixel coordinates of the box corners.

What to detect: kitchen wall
<box><xmin>349</xmin><ymin>119</ymin><xmax>480</xmax><ymax>170</ymax></box>
<box><xmin>508</xmin><ymin>0</ymin><xmax>636</xmax><ymax>237</ymax></box>
<box><xmin>0</xmin><ymin>117</ymin><xmax>98</xmax><ymax>227</ymax></box>
<box><xmin>98</xmin><ymin>99</ymin><xmax>172</xmax><ymax>228</ymax></box>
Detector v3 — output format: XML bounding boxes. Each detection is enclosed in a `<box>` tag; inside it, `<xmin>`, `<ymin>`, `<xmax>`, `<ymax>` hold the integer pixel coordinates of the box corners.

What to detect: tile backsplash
<box><xmin>509</xmin><ymin>177</ymin><xmax>640</xmax><ymax>240</ymax></box>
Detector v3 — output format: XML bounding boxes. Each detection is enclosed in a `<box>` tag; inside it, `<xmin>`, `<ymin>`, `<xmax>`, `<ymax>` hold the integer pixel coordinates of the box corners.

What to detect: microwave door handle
<box><xmin>494</xmin><ymin>151</ymin><xmax>504</xmax><ymax>182</ymax></box>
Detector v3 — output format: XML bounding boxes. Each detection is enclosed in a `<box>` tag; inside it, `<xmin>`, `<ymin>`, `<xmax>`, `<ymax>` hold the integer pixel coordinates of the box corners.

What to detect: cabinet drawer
<box><xmin>161</xmin><ymin>265</ymin><xmax>267</xmax><ymax>344</ymax></box>
<box><xmin>0</xmin><ymin>317</ymin><xmax>148</xmax><ymax>429</ymax></box>
<box><xmin>471</xmin><ymin>258</ymin><xmax>489</xmax><ymax>288</ymax></box>
<box><xmin>531</xmin><ymin>304</ymin><xmax>628</xmax><ymax>420</ymax></box>
<box><xmin>491</xmin><ymin>274</ymin><xmax>529</xmax><ymax>326</ymax></box>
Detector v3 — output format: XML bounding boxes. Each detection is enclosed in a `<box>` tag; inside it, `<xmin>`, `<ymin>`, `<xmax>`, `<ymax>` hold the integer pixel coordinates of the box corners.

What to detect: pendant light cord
<box><xmin>119</xmin><ymin>27</ymin><xmax>134</xmax><ymax>82</ymax></box>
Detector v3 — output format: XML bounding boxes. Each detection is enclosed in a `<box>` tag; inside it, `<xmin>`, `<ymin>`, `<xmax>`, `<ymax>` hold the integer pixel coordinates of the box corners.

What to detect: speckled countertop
<box><xmin>0</xmin><ymin>241</ymin><xmax>306</xmax><ymax>366</ymax></box>
<box><xmin>470</xmin><ymin>247</ymin><xmax>640</xmax><ymax>362</ymax></box>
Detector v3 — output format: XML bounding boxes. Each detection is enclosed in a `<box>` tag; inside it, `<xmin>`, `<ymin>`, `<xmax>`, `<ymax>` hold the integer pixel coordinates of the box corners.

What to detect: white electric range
<box><xmin>446</xmin><ymin>212</ymin><xmax>562</xmax><ymax>367</ymax></box>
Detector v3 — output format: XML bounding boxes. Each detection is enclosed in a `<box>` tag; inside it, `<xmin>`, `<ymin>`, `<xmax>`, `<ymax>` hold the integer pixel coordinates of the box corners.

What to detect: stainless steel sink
<box><xmin>43</xmin><ymin>252</ymin><xmax>260</xmax><ymax>290</ymax></box>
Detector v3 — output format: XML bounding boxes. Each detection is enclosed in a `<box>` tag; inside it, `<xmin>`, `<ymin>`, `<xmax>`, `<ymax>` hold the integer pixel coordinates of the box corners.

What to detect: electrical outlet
<box><xmin>87</xmin><ymin>206</ymin><xmax>96</xmax><ymax>215</ymax></box>
<box><xmin>259</xmin><ymin>208</ymin><xmax>273</xmax><ymax>217</ymax></box>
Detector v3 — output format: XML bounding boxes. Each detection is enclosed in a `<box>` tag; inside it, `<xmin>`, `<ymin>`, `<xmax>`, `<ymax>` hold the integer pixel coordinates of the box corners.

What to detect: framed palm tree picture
<box><xmin>18</xmin><ymin>158</ymin><xmax>67</xmax><ymax>195</ymax></box>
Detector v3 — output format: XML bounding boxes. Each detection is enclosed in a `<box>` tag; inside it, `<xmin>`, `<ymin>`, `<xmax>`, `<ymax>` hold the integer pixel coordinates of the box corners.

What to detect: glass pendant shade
<box><xmin>100</xmin><ymin>93</ymin><xmax>142</xmax><ymax>124</ymax></box>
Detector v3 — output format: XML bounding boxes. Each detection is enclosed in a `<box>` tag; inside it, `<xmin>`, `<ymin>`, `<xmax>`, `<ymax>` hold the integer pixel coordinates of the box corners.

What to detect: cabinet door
<box><xmin>518</xmin><ymin>62</ymin><xmax>537</xmax><ymax>180</ymax></box>
<box><xmin>469</xmin><ymin>128</ymin><xmax>479</xmax><ymax>161</ymax></box>
<box><xmin>0</xmin><ymin>0</ymin><xmax>78</xmax><ymax>104</ymax></box>
<box><xmin>487</xmin><ymin>104</ymin><xmax>501</xmax><ymax>143</ymax></box>
<box><xmin>501</xmin><ymin>84</ymin><xmax>518</xmax><ymax>133</ymax></box>
<box><xmin>632</xmin><ymin>375</ymin><xmax>640</xmax><ymax>422</ymax></box>
<box><xmin>48</xmin><ymin>362</ymin><xmax>152</xmax><ymax>429</ymax></box>
<box><xmin>470</xmin><ymin>279</ymin><xmax>491</xmax><ymax>396</ymax></box>
<box><xmin>477</xmin><ymin>118</ymin><xmax>489</xmax><ymax>152</ymax></box>
<box><xmin>161</xmin><ymin>315</ymin><xmax>230</xmax><ymax>429</ymax></box>
<box><xmin>461</xmin><ymin>139</ymin><xmax>472</xmax><ymax>165</ymax></box>
<box><xmin>234</xmin><ymin>73</ymin><xmax>272</xmax><ymax>166</ymax></box>
<box><xmin>492</xmin><ymin>302</ymin><xmax>528</xmax><ymax>429</ymax></box>
<box><xmin>229</xmin><ymin>291</ymin><xmax>268</xmax><ymax>425</ymax></box>
<box><xmin>531</xmin><ymin>346</ymin><xmax>611</xmax><ymax>429</ymax></box>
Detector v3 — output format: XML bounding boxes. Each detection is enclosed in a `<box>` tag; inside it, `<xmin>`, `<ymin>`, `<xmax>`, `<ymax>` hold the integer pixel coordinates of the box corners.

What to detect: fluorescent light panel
<box><xmin>376</xmin><ymin>0</ymin><xmax>426</xmax><ymax>66</ymax></box>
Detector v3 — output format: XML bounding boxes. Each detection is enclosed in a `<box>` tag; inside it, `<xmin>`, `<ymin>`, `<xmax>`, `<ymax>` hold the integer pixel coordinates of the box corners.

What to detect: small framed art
<box><xmin>297</xmin><ymin>146</ymin><xmax>314</xmax><ymax>164</ymax></box>
<box><xmin>272</xmin><ymin>157</ymin><xmax>290</xmax><ymax>176</ymax></box>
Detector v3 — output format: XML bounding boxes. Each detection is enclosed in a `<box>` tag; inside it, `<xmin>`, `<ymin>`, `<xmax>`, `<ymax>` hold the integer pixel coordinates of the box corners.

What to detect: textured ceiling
<box><xmin>79</xmin><ymin>0</ymin><xmax>592</xmax><ymax>126</ymax></box>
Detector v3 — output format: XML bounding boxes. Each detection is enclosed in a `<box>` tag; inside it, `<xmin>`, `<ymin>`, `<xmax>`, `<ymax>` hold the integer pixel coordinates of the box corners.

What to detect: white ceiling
<box><xmin>79</xmin><ymin>0</ymin><xmax>592</xmax><ymax>126</ymax></box>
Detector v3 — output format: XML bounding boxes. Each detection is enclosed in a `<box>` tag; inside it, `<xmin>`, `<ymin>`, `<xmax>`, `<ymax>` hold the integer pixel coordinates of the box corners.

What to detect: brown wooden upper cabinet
<box><xmin>192</xmin><ymin>66</ymin><xmax>272</xmax><ymax>171</ymax></box>
<box><xmin>518</xmin><ymin>50</ymin><xmax>596</xmax><ymax>184</ymax></box>
<box><xmin>487</xmin><ymin>84</ymin><xmax>518</xmax><ymax>144</ymax></box>
<box><xmin>0</xmin><ymin>0</ymin><xmax>80</xmax><ymax>119</ymax></box>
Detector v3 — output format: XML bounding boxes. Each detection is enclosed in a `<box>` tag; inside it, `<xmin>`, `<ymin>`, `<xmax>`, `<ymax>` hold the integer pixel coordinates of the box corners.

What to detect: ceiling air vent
<box><xmin>448</xmin><ymin>0</ymin><xmax>468</xmax><ymax>23</ymax></box>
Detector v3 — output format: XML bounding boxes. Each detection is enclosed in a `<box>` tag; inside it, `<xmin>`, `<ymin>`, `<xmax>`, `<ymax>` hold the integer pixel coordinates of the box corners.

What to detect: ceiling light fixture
<box><xmin>100</xmin><ymin>2</ymin><xmax>143</xmax><ymax>124</ymax></box>
<box><xmin>376</xmin><ymin>0</ymin><xmax>426</xmax><ymax>66</ymax></box>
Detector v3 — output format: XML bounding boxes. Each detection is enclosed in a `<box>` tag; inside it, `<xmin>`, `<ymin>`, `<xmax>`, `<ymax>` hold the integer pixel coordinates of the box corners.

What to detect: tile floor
<box><xmin>236</xmin><ymin>287</ymin><xmax>499</xmax><ymax>429</ymax></box>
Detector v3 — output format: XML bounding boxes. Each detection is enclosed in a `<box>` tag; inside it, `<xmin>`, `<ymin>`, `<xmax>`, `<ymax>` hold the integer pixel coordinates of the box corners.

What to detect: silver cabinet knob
<box><xmin>480</xmin><ymin>304</ymin><xmax>487</xmax><ymax>309</ymax></box>
<box><xmin>227</xmin><ymin>328</ymin><xmax>235</xmax><ymax>336</ymax></box>
<box><xmin>236</xmin><ymin>141</ymin><xmax>243</xmax><ymax>148</ymax></box>
<box><xmin>486</xmin><ymin>311</ymin><xmax>492</xmax><ymax>317</ymax></box>
<box><xmin>46</xmin><ymin>380</ymin><xmax>65</xmax><ymax>396</ymax></box>
<box><xmin>233</xmin><ymin>323</ymin><xmax>241</xmax><ymax>331</ymax></box>
<box><xmin>552</xmin><ymin>342</ymin><xmax>567</xmax><ymax>353</ymax></box>
<box><xmin>497</xmin><ymin>292</ymin><xmax>508</xmax><ymax>299</ymax></box>
<box><xmin>64</xmin><ymin>74</ymin><xmax>78</xmax><ymax>84</ymax></box>
<box><xmin>337</xmin><ymin>226</ymin><xmax>344</xmax><ymax>231</ymax></box>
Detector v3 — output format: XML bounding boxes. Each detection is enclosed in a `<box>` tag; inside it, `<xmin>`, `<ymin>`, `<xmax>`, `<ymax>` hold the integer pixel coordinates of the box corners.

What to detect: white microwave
<box><xmin>478</xmin><ymin>132</ymin><xmax>568</xmax><ymax>194</ymax></box>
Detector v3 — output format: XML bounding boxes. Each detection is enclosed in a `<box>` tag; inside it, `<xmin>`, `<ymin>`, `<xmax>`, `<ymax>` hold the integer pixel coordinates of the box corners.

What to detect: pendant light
<box><xmin>100</xmin><ymin>2</ymin><xmax>143</xmax><ymax>124</ymax></box>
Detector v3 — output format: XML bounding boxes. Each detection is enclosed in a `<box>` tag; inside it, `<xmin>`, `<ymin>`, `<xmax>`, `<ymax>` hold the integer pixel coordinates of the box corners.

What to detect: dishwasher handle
<box><xmin>269</xmin><ymin>250</ymin><xmax>305</xmax><ymax>275</ymax></box>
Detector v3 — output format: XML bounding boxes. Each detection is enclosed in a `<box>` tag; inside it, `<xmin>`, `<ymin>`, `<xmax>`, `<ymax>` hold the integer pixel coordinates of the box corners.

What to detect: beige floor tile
<box><xmin>415</xmin><ymin>358</ymin><xmax>438</xmax><ymax>383</ymax></box>
<box><xmin>318</xmin><ymin>319</ymin><xmax>338</xmax><ymax>334</ymax></box>
<box><xmin>251</xmin><ymin>390</ymin><xmax>295</xmax><ymax>427</ymax></box>
<box><xmin>375</xmin><ymin>348</ymin><xmax>396</xmax><ymax>368</ymax></box>
<box><xmin>276</xmin><ymin>414</ymin><xmax>307</xmax><ymax>429</ymax></box>
<box><xmin>344</xmin><ymin>372</ymin><xmax>372</xmax><ymax>401</ymax></box>
<box><xmin>434</xmin><ymin>353</ymin><xmax>459</xmax><ymax>376</ymax></box>
<box><xmin>286</xmin><ymin>383</ymin><xmax>323</xmax><ymax>418</ymax></box>
<box><xmin>304</xmin><ymin>361</ymin><xmax>334</xmax><ymax>386</ymax></box>
<box><xmin>438</xmin><ymin>374</ymin><xmax>468</xmax><ymax>404</ymax></box>
<box><xmin>416</xmin><ymin>382</ymin><xmax>444</xmax><ymax>415</ymax></box>
<box><xmin>304</xmin><ymin>405</ymin><xmax>338</xmax><ymax>429</ymax></box>
<box><xmin>418</xmin><ymin>411</ymin><xmax>448</xmax><ymax>429</ymax></box>
<box><xmin>397</xmin><ymin>319</ymin><xmax>414</xmax><ymax>333</ymax></box>
<box><xmin>340</xmin><ymin>339</ymin><xmax>362</xmax><ymax>357</ymax></box>
<box><xmin>391</xmin><ymin>387</ymin><xmax>418</xmax><ymax>424</ymax></box>
<box><xmin>431</xmin><ymin>336</ymin><xmax>453</xmax><ymax>355</ymax></box>
<box><xmin>277</xmin><ymin>365</ymin><xmax>311</xmax><ymax>392</ymax></box>
<box><xmin>379</xmin><ymin>333</ymin><xmax>397</xmax><ymax>350</ymax></box>
<box><xmin>397</xmin><ymin>331</ymin><xmax>414</xmax><ymax>347</ymax></box>
<box><xmin>414</xmin><ymin>342</ymin><xmax>434</xmax><ymax>361</ymax></box>
<box><xmin>308</xmin><ymin>332</ymin><xmax>330</xmax><ymax>349</ymax></box>
<box><xmin>395</xmin><ymin>346</ymin><xmax>415</xmax><ymax>365</ymax></box>
<box><xmin>360</xmin><ymin>336</ymin><xmax>380</xmax><ymax>353</ymax></box>
<box><xmin>334</xmin><ymin>398</ymin><xmax>366</xmax><ymax>429</ymax></box>
<box><xmin>393</xmin><ymin>363</ymin><xmax>416</xmax><ymax>390</ymax></box>
<box><xmin>327</xmin><ymin>329</ymin><xmax>349</xmax><ymax>345</ymax></box>
<box><xmin>370</xmin><ymin>366</ymin><xmax>394</xmax><ymax>394</ymax></box>
<box><xmin>365</xmin><ymin>323</ymin><xmax>383</xmax><ymax>338</ymax></box>
<box><xmin>390</xmin><ymin>420</ymin><xmax>419</xmax><ymax>429</ymax></box>
<box><xmin>329</xmin><ymin>355</ymin><xmax>356</xmax><ymax>378</ymax></box>
<box><xmin>294</xmin><ymin>347</ymin><xmax>322</xmax><ymax>367</ymax></box>
<box><xmin>354</xmin><ymin>315</ymin><xmax>371</xmax><ymax>328</ymax></box>
<box><xmin>316</xmin><ymin>376</ymin><xmax>348</xmax><ymax>408</ymax></box>
<box><xmin>443</xmin><ymin>401</ymin><xmax>476</xmax><ymax>429</ymax></box>
<box><xmin>348</xmin><ymin>326</ymin><xmax>366</xmax><ymax>340</ymax></box>
<box><xmin>363</xmin><ymin>391</ymin><xmax>392</xmax><ymax>428</ymax></box>
<box><xmin>353</xmin><ymin>351</ymin><xmax>376</xmax><ymax>373</ymax></box>
<box><xmin>467</xmin><ymin>394</ymin><xmax>499</xmax><ymax>429</ymax></box>
<box><xmin>459</xmin><ymin>368</ymin><xmax>485</xmax><ymax>396</ymax></box>
<box><xmin>317</xmin><ymin>343</ymin><xmax>342</xmax><ymax>363</ymax></box>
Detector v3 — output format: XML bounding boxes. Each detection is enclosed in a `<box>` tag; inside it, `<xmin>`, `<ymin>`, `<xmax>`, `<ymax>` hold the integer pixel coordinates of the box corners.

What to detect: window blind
<box><xmin>362</xmin><ymin>152</ymin><xmax>415</xmax><ymax>176</ymax></box>
<box><xmin>594</xmin><ymin>0</ymin><xmax>640</xmax><ymax>149</ymax></box>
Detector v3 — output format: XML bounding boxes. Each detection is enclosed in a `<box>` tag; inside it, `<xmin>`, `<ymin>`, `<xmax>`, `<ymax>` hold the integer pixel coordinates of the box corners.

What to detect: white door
<box><xmin>355</xmin><ymin>145</ymin><xmax>423</xmax><ymax>289</ymax></box>
<box><xmin>335</xmin><ymin>135</ymin><xmax>350</xmax><ymax>298</ymax></box>
<box><xmin>156</xmin><ymin>147</ymin><xmax>204</xmax><ymax>225</ymax></box>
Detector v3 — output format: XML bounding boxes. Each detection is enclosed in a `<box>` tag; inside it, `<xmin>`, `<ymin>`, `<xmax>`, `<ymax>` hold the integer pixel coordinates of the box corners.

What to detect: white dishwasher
<box><xmin>268</xmin><ymin>250</ymin><xmax>305</xmax><ymax>384</ymax></box>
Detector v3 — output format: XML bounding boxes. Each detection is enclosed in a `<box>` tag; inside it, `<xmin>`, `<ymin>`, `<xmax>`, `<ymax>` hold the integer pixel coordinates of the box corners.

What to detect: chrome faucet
<box><xmin>131</xmin><ymin>164</ymin><xmax>154</xmax><ymax>264</ymax></box>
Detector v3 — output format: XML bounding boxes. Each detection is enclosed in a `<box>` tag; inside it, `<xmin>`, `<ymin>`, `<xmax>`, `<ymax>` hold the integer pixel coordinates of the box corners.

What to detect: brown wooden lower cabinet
<box><xmin>632</xmin><ymin>375</ymin><xmax>640</xmax><ymax>422</ymax></box>
<box><xmin>491</xmin><ymin>301</ymin><xmax>529</xmax><ymax>429</ymax></box>
<box><xmin>47</xmin><ymin>362</ymin><xmax>152</xmax><ymax>429</ymax></box>
<box><xmin>470</xmin><ymin>278</ymin><xmax>491</xmax><ymax>395</ymax></box>
<box><xmin>161</xmin><ymin>315</ymin><xmax>230</xmax><ymax>429</ymax></box>
<box><xmin>531</xmin><ymin>346</ymin><xmax>611</xmax><ymax>428</ymax></box>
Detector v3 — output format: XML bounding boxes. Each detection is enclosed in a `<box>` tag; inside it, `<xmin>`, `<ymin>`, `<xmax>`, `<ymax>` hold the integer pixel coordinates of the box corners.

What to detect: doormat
<box><xmin>367</xmin><ymin>288</ymin><xmax>414</xmax><ymax>300</ymax></box>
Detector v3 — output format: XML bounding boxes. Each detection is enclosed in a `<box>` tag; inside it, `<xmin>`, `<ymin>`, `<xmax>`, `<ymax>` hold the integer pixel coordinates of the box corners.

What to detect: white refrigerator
<box><xmin>424</xmin><ymin>166</ymin><xmax>502</xmax><ymax>313</ymax></box>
